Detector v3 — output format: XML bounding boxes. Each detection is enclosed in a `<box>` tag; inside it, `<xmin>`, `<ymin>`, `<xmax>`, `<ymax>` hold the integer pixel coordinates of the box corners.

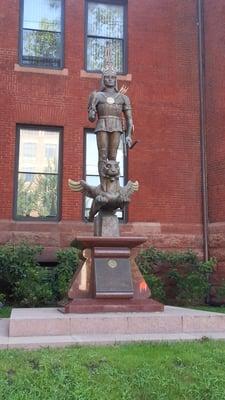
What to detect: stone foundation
<box><xmin>0</xmin><ymin>220</ymin><xmax>203</xmax><ymax>261</ymax></box>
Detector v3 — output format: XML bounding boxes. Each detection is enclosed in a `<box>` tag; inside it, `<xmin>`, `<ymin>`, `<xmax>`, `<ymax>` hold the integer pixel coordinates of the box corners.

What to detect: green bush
<box><xmin>0</xmin><ymin>242</ymin><xmax>53</xmax><ymax>307</ymax></box>
<box><xmin>0</xmin><ymin>293</ymin><xmax>6</xmax><ymax>305</ymax></box>
<box><xmin>144</xmin><ymin>274</ymin><xmax>166</xmax><ymax>303</ymax></box>
<box><xmin>53</xmin><ymin>247</ymin><xmax>81</xmax><ymax>300</ymax></box>
<box><xmin>0</xmin><ymin>243</ymin><xmax>81</xmax><ymax>307</ymax></box>
<box><xmin>1</xmin><ymin>242</ymin><xmax>216</xmax><ymax>308</ymax></box>
<box><xmin>136</xmin><ymin>247</ymin><xmax>216</xmax><ymax>306</ymax></box>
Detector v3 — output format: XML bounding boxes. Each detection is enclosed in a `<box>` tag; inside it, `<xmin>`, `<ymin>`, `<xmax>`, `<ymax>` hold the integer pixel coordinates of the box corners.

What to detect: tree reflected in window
<box><xmin>21</xmin><ymin>0</ymin><xmax>63</xmax><ymax>68</ymax></box>
<box><xmin>15</xmin><ymin>126</ymin><xmax>62</xmax><ymax>220</ymax></box>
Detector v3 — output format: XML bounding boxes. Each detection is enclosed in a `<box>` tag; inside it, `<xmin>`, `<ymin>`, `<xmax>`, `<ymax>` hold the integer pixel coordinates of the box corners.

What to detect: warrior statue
<box><xmin>68</xmin><ymin>48</ymin><xmax>138</xmax><ymax>223</ymax></box>
<box><xmin>88</xmin><ymin>50</ymin><xmax>134</xmax><ymax>188</ymax></box>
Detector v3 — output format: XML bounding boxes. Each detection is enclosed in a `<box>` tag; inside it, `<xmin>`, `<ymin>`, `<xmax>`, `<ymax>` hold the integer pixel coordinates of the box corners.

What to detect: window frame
<box><xmin>83</xmin><ymin>129</ymin><xmax>128</xmax><ymax>222</ymax></box>
<box><xmin>19</xmin><ymin>0</ymin><xmax>65</xmax><ymax>70</ymax></box>
<box><xmin>14</xmin><ymin>124</ymin><xmax>63</xmax><ymax>222</ymax></box>
<box><xmin>84</xmin><ymin>0</ymin><xmax>128</xmax><ymax>74</ymax></box>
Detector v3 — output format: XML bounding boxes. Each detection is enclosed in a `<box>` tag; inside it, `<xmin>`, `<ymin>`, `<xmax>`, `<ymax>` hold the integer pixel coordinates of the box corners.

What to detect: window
<box><xmin>20</xmin><ymin>0</ymin><xmax>64</xmax><ymax>68</ymax></box>
<box><xmin>23</xmin><ymin>143</ymin><xmax>37</xmax><ymax>158</ymax></box>
<box><xmin>14</xmin><ymin>126</ymin><xmax>62</xmax><ymax>220</ymax></box>
<box><xmin>45</xmin><ymin>143</ymin><xmax>57</xmax><ymax>160</ymax></box>
<box><xmin>84</xmin><ymin>130</ymin><xmax>126</xmax><ymax>220</ymax></box>
<box><xmin>86</xmin><ymin>1</ymin><xmax>126</xmax><ymax>73</ymax></box>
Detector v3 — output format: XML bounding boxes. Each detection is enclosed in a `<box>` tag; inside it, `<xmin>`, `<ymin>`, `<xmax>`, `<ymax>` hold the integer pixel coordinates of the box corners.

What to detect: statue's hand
<box><xmin>88</xmin><ymin>109</ymin><xmax>96</xmax><ymax>122</ymax></box>
<box><xmin>126</xmin><ymin>136</ymin><xmax>132</xmax><ymax>148</ymax></box>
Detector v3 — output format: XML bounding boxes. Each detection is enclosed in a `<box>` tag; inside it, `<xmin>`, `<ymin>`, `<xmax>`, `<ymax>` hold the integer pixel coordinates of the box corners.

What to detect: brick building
<box><xmin>0</xmin><ymin>0</ymin><xmax>225</xmax><ymax>295</ymax></box>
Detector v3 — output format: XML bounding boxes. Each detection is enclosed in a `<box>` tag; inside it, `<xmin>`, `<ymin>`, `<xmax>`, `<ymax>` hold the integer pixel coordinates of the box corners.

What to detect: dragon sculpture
<box><xmin>68</xmin><ymin>160</ymin><xmax>138</xmax><ymax>221</ymax></box>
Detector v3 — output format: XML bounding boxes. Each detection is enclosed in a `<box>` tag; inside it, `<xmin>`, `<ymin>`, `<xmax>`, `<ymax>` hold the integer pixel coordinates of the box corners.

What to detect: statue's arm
<box><xmin>123</xmin><ymin>96</ymin><xmax>133</xmax><ymax>148</ymax></box>
<box><xmin>88</xmin><ymin>91</ymin><xmax>98</xmax><ymax>122</ymax></box>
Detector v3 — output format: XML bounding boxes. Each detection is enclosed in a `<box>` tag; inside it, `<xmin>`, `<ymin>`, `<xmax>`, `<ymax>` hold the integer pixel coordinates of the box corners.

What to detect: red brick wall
<box><xmin>204</xmin><ymin>0</ymin><xmax>225</xmax><ymax>224</ymax></box>
<box><xmin>128</xmin><ymin>0</ymin><xmax>202</xmax><ymax>224</ymax></box>
<box><xmin>204</xmin><ymin>1</ymin><xmax>225</xmax><ymax>297</ymax></box>
<box><xmin>0</xmin><ymin>0</ymin><xmax>202</xmax><ymax>222</ymax></box>
<box><xmin>0</xmin><ymin>0</ymin><xmax>204</xmax><ymax>260</ymax></box>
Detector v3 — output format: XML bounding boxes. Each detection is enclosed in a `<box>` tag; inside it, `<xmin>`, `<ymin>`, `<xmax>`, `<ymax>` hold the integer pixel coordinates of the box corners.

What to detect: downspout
<box><xmin>197</xmin><ymin>0</ymin><xmax>209</xmax><ymax>262</ymax></box>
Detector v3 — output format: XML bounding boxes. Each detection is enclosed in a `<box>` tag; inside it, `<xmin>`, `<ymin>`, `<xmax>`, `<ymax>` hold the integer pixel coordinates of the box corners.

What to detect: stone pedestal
<box><xmin>63</xmin><ymin>236</ymin><xmax>164</xmax><ymax>313</ymax></box>
<box><xmin>94</xmin><ymin>211</ymin><xmax>120</xmax><ymax>237</ymax></box>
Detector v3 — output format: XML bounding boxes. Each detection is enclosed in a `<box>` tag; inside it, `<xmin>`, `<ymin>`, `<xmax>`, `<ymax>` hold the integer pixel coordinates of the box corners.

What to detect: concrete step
<box><xmin>9</xmin><ymin>306</ymin><xmax>225</xmax><ymax>337</ymax></box>
<box><xmin>1</xmin><ymin>306</ymin><xmax>225</xmax><ymax>349</ymax></box>
<box><xmin>2</xmin><ymin>330</ymin><xmax>225</xmax><ymax>349</ymax></box>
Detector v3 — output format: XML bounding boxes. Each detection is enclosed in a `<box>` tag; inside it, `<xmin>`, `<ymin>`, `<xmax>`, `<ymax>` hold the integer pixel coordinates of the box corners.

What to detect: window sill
<box><xmin>80</xmin><ymin>69</ymin><xmax>132</xmax><ymax>81</ymax></box>
<box><xmin>14</xmin><ymin>64</ymin><xmax>69</xmax><ymax>76</ymax></box>
<box><xmin>14</xmin><ymin>218</ymin><xmax>60</xmax><ymax>222</ymax></box>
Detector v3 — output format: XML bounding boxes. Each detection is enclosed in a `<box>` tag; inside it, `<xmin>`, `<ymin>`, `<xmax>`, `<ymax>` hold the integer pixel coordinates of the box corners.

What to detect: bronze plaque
<box><xmin>94</xmin><ymin>257</ymin><xmax>133</xmax><ymax>298</ymax></box>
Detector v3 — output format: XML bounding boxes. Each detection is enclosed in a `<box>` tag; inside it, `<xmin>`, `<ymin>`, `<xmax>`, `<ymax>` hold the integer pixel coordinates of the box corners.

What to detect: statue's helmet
<box><xmin>102</xmin><ymin>64</ymin><xmax>117</xmax><ymax>77</ymax></box>
<box><xmin>100</xmin><ymin>45</ymin><xmax>118</xmax><ymax>91</ymax></box>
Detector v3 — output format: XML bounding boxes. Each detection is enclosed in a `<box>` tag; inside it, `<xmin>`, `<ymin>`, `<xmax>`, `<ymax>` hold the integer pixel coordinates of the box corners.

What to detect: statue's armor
<box><xmin>90</xmin><ymin>91</ymin><xmax>132</xmax><ymax>133</ymax></box>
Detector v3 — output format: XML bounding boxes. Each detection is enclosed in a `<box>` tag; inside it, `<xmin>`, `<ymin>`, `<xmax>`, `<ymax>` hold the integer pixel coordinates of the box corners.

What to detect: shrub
<box><xmin>210</xmin><ymin>280</ymin><xmax>225</xmax><ymax>305</ymax></box>
<box><xmin>1</xmin><ymin>242</ymin><xmax>216</xmax><ymax>308</ymax></box>
<box><xmin>53</xmin><ymin>247</ymin><xmax>81</xmax><ymax>300</ymax></box>
<box><xmin>143</xmin><ymin>274</ymin><xmax>166</xmax><ymax>303</ymax></box>
<box><xmin>0</xmin><ymin>242</ymin><xmax>53</xmax><ymax>307</ymax></box>
<box><xmin>0</xmin><ymin>293</ymin><xmax>6</xmax><ymax>306</ymax></box>
<box><xmin>168</xmin><ymin>258</ymin><xmax>215</xmax><ymax>305</ymax></box>
<box><xmin>0</xmin><ymin>242</ymin><xmax>81</xmax><ymax>307</ymax></box>
<box><xmin>136</xmin><ymin>247</ymin><xmax>216</xmax><ymax>306</ymax></box>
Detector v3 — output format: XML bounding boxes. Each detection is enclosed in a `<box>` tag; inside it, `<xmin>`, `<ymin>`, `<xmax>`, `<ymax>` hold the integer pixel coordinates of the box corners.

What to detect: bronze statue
<box><xmin>88</xmin><ymin>63</ymin><xmax>133</xmax><ymax>187</ymax></box>
<box><xmin>69</xmin><ymin>161</ymin><xmax>138</xmax><ymax>221</ymax></box>
<box><xmin>68</xmin><ymin>49</ymin><xmax>138</xmax><ymax>223</ymax></box>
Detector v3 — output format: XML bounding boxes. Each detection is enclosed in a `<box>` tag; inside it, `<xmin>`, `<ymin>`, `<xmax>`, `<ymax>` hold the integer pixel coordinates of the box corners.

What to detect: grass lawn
<box><xmin>0</xmin><ymin>306</ymin><xmax>11</xmax><ymax>318</ymax></box>
<box><xmin>1</xmin><ymin>341</ymin><xmax>225</xmax><ymax>399</ymax></box>
<box><xmin>191</xmin><ymin>305</ymin><xmax>225</xmax><ymax>313</ymax></box>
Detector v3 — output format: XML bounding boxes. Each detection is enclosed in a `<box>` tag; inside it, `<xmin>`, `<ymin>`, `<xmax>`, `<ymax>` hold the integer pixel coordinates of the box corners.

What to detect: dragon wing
<box><xmin>68</xmin><ymin>179</ymin><xmax>99</xmax><ymax>199</ymax></box>
<box><xmin>68</xmin><ymin>179</ymin><xmax>85</xmax><ymax>192</ymax></box>
<box><xmin>120</xmin><ymin>180</ymin><xmax>139</xmax><ymax>201</ymax></box>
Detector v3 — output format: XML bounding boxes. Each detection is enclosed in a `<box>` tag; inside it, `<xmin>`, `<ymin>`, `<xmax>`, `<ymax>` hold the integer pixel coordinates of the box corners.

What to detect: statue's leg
<box><xmin>108</xmin><ymin>131</ymin><xmax>121</xmax><ymax>160</ymax></box>
<box><xmin>97</xmin><ymin>131</ymin><xmax>108</xmax><ymax>190</ymax></box>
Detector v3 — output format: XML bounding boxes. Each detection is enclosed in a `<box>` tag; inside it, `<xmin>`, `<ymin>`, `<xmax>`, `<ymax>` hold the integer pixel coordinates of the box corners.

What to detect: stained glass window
<box><xmin>86</xmin><ymin>2</ymin><xmax>125</xmax><ymax>73</ymax></box>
